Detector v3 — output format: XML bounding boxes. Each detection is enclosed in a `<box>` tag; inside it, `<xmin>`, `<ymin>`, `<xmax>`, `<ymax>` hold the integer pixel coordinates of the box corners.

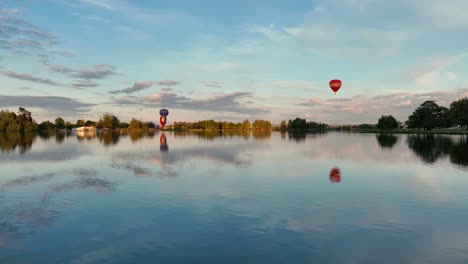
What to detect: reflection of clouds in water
<box><xmin>109</xmin><ymin>160</ymin><xmax>178</xmax><ymax>178</ymax></box>
<box><xmin>0</xmin><ymin>168</ymin><xmax>117</xmax><ymax>247</ymax></box>
<box><xmin>73</xmin><ymin>168</ymin><xmax>98</xmax><ymax>177</ymax></box>
<box><xmin>155</xmin><ymin>140</ymin><xmax>269</xmax><ymax>167</ymax></box>
<box><xmin>2</xmin><ymin>173</ymin><xmax>56</xmax><ymax>188</ymax></box>
<box><xmin>301</xmin><ymin>133</ymin><xmax>415</xmax><ymax>164</ymax></box>
<box><xmin>110</xmin><ymin>161</ymin><xmax>153</xmax><ymax>176</ymax></box>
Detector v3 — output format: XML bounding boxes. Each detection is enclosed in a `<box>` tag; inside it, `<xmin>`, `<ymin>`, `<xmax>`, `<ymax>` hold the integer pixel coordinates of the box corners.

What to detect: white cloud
<box><xmin>407</xmin><ymin>53</ymin><xmax>468</xmax><ymax>86</ymax></box>
<box><xmin>80</xmin><ymin>0</ymin><xmax>112</xmax><ymax>10</ymax></box>
<box><xmin>446</xmin><ymin>72</ymin><xmax>457</xmax><ymax>80</ymax></box>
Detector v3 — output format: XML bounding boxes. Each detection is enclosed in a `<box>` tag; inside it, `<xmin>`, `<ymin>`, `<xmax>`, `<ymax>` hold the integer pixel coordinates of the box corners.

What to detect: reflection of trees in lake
<box><xmin>288</xmin><ymin>132</ymin><xmax>306</xmax><ymax>142</ymax></box>
<box><xmin>173</xmin><ymin>131</ymin><xmax>253</xmax><ymax>141</ymax></box>
<box><xmin>55</xmin><ymin>132</ymin><xmax>65</xmax><ymax>144</ymax></box>
<box><xmin>252</xmin><ymin>130</ymin><xmax>271</xmax><ymax>140</ymax></box>
<box><xmin>129</xmin><ymin>130</ymin><xmax>146</xmax><ymax>142</ymax></box>
<box><xmin>407</xmin><ymin>134</ymin><xmax>468</xmax><ymax>167</ymax></box>
<box><xmin>98</xmin><ymin>131</ymin><xmax>120</xmax><ymax>146</ymax></box>
<box><xmin>0</xmin><ymin>132</ymin><xmax>37</xmax><ymax>154</ymax></box>
<box><xmin>376</xmin><ymin>134</ymin><xmax>399</xmax><ymax>149</ymax></box>
<box><xmin>288</xmin><ymin>131</ymin><xmax>327</xmax><ymax>142</ymax></box>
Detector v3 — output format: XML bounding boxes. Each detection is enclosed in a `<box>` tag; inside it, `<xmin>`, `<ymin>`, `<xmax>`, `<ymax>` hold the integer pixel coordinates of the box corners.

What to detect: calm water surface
<box><xmin>1</xmin><ymin>131</ymin><xmax>468</xmax><ymax>263</ymax></box>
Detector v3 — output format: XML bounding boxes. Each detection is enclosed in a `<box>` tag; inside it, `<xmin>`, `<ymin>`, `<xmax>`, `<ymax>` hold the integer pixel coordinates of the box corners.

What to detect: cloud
<box><xmin>112</xmin><ymin>91</ymin><xmax>270</xmax><ymax>115</ymax></box>
<box><xmin>298</xmin><ymin>88</ymin><xmax>468</xmax><ymax>124</ymax></box>
<box><xmin>71</xmin><ymin>64</ymin><xmax>117</xmax><ymax>80</ymax></box>
<box><xmin>48</xmin><ymin>64</ymin><xmax>74</xmax><ymax>74</ymax></box>
<box><xmin>80</xmin><ymin>0</ymin><xmax>112</xmax><ymax>10</ymax></box>
<box><xmin>1</xmin><ymin>71</ymin><xmax>65</xmax><ymax>87</ymax></box>
<box><xmin>203</xmin><ymin>81</ymin><xmax>223</xmax><ymax>88</ymax></box>
<box><xmin>160</xmin><ymin>87</ymin><xmax>172</xmax><ymax>92</ymax></box>
<box><xmin>446</xmin><ymin>72</ymin><xmax>457</xmax><ymax>80</ymax></box>
<box><xmin>0</xmin><ymin>14</ymin><xmax>58</xmax><ymax>59</ymax></box>
<box><xmin>406</xmin><ymin>53</ymin><xmax>468</xmax><ymax>86</ymax></box>
<box><xmin>156</xmin><ymin>80</ymin><xmax>180</xmax><ymax>86</ymax></box>
<box><xmin>0</xmin><ymin>8</ymin><xmax>21</xmax><ymax>14</ymax></box>
<box><xmin>109</xmin><ymin>81</ymin><xmax>156</xmax><ymax>94</ymax></box>
<box><xmin>0</xmin><ymin>95</ymin><xmax>95</xmax><ymax>116</ymax></box>
<box><xmin>72</xmin><ymin>82</ymin><xmax>99</xmax><ymax>88</ymax></box>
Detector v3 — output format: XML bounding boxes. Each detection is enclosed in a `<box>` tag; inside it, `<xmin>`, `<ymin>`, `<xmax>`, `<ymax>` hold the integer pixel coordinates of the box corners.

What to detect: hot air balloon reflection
<box><xmin>160</xmin><ymin>134</ymin><xmax>168</xmax><ymax>152</ymax></box>
<box><xmin>329</xmin><ymin>166</ymin><xmax>341</xmax><ymax>183</ymax></box>
<box><xmin>329</xmin><ymin>79</ymin><xmax>342</xmax><ymax>95</ymax></box>
<box><xmin>159</xmin><ymin>108</ymin><xmax>169</xmax><ymax>128</ymax></box>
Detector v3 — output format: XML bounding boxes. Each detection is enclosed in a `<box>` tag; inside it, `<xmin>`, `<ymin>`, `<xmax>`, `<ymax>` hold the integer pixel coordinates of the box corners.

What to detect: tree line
<box><xmin>375</xmin><ymin>98</ymin><xmax>468</xmax><ymax>131</ymax></box>
<box><xmin>173</xmin><ymin>119</ymin><xmax>272</xmax><ymax>131</ymax></box>
<box><xmin>279</xmin><ymin>118</ymin><xmax>328</xmax><ymax>131</ymax></box>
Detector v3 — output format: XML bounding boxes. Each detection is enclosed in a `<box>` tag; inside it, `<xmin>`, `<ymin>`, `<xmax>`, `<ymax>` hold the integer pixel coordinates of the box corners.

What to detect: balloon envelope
<box><xmin>329</xmin><ymin>79</ymin><xmax>342</xmax><ymax>94</ymax></box>
<box><xmin>160</xmin><ymin>116</ymin><xmax>166</xmax><ymax>127</ymax></box>
<box><xmin>159</xmin><ymin>109</ymin><xmax>169</xmax><ymax>116</ymax></box>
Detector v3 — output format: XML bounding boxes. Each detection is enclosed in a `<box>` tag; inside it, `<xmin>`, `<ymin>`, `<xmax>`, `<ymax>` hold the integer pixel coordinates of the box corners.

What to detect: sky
<box><xmin>1</xmin><ymin>0</ymin><xmax>467</xmax><ymax>125</ymax></box>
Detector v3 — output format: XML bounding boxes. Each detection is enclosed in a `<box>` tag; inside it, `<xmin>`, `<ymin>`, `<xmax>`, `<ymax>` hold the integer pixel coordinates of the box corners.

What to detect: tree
<box><xmin>85</xmin><ymin>120</ymin><xmax>96</xmax><ymax>126</ymax></box>
<box><xmin>449</xmin><ymin>98</ymin><xmax>468</xmax><ymax>129</ymax></box>
<box><xmin>55</xmin><ymin>117</ymin><xmax>65</xmax><ymax>129</ymax></box>
<box><xmin>377</xmin><ymin>115</ymin><xmax>398</xmax><ymax>130</ymax></box>
<box><xmin>406</xmin><ymin>101</ymin><xmax>448</xmax><ymax>130</ymax></box>
<box><xmin>280</xmin><ymin>120</ymin><xmax>287</xmax><ymax>131</ymax></box>
<box><xmin>128</xmin><ymin>118</ymin><xmax>143</xmax><ymax>130</ymax></box>
<box><xmin>65</xmin><ymin>121</ymin><xmax>73</xmax><ymax>130</ymax></box>
<box><xmin>242</xmin><ymin>120</ymin><xmax>251</xmax><ymax>130</ymax></box>
<box><xmin>98</xmin><ymin>113</ymin><xmax>119</xmax><ymax>129</ymax></box>
<box><xmin>38</xmin><ymin>121</ymin><xmax>55</xmax><ymax>131</ymax></box>
<box><xmin>287</xmin><ymin>119</ymin><xmax>293</xmax><ymax>130</ymax></box>
<box><xmin>76</xmin><ymin>119</ymin><xmax>85</xmax><ymax>127</ymax></box>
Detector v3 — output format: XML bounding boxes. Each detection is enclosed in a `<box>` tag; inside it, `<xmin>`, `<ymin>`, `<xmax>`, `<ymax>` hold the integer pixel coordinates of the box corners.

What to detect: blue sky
<box><xmin>1</xmin><ymin>0</ymin><xmax>467</xmax><ymax>124</ymax></box>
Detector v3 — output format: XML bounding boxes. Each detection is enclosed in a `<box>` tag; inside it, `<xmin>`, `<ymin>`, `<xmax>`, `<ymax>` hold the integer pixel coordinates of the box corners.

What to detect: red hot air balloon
<box><xmin>329</xmin><ymin>167</ymin><xmax>341</xmax><ymax>183</ymax></box>
<box><xmin>329</xmin><ymin>79</ymin><xmax>342</xmax><ymax>95</ymax></box>
<box><xmin>159</xmin><ymin>108</ymin><xmax>169</xmax><ymax>128</ymax></box>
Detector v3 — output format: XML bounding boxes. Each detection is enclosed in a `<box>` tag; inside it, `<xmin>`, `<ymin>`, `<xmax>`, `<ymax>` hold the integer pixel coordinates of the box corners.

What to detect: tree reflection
<box><xmin>329</xmin><ymin>166</ymin><xmax>341</xmax><ymax>183</ymax></box>
<box><xmin>252</xmin><ymin>130</ymin><xmax>271</xmax><ymax>140</ymax></box>
<box><xmin>376</xmin><ymin>134</ymin><xmax>398</xmax><ymax>149</ymax></box>
<box><xmin>129</xmin><ymin>130</ymin><xmax>146</xmax><ymax>142</ymax></box>
<box><xmin>407</xmin><ymin>134</ymin><xmax>468</xmax><ymax>167</ymax></box>
<box><xmin>288</xmin><ymin>131</ymin><xmax>306</xmax><ymax>142</ymax></box>
<box><xmin>55</xmin><ymin>132</ymin><xmax>65</xmax><ymax>144</ymax></box>
<box><xmin>98</xmin><ymin>131</ymin><xmax>120</xmax><ymax>146</ymax></box>
<box><xmin>0</xmin><ymin>132</ymin><xmax>37</xmax><ymax>154</ymax></box>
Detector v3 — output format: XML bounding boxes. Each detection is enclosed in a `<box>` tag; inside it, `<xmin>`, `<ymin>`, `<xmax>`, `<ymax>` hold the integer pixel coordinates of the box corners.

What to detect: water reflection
<box><xmin>0</xmin><ymin>132</ymin><xmax>36</xmax><ymax>154</ymax></box>
<box><xmin>129</xmin><ymin>130</ymin><xmax>146</xmax><ymax>142</ymax></box>
<box><xmin>160</xmin><ymin>134</ymin><xmax>168</xmax><ymax>152</ymax></box>
<box><xmin>288</xmin><ymin>132</ymin><xmax>306</xmax><ymax>142</ymax></box>
<box><xmin>76</xmin><ymin>130</ymin><xmax>97</xmax><ymax>141</ymax></box>
<box><xmin>55</xmin><ymin>132</ymin><xmax>66</xmax><ymax>144</ymax></box>
<box><xmin>329</xmin><ymin>166</ymin><xmax>341</xmax><ymax>183</ymax></box>
<box><xmin>407</xmin><ymin>134</ymin><xmax>468</xmax><ymax>167</ymax></box>
<box><xmin>98</xmin><ymin>131</ymin><xmax>120</xmax><ymax>146</ymax></box>
<box><xmin>0</xmin><ymin>169</ymin><xmax>116</xmax><ymax>248</ymax></box>
<box><xmin>376</xmin><ymin>134</ymin><xmax>398</xmax><ymax>149</ymax></box>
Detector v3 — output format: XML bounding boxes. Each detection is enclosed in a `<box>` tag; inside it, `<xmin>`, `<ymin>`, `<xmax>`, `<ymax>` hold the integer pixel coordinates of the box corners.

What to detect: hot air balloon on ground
<box><xmin>329</xmin><ymin>79</ymin><xmax>342</xmax><ymax>95</ymax></box>
<box><xmin>329</xmin><ymin>166</ymin><xmax>341</xmax><ymax>183</ymax></box>
<box><xmin>159</xmin><ymin>108</ymin><xmax>169</xmax><ymax>128</ymax></box>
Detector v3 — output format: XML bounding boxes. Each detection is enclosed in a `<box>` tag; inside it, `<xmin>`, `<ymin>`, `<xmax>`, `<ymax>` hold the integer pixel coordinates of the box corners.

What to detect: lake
<box><xmin>1</xmin><ymin>131</ymin><xmax>468</xmax><ymax>263</ymax></box>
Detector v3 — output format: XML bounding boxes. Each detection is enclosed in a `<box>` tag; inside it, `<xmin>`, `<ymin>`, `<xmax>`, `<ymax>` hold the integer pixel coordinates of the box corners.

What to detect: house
<box><xmin>76</xmin><ymin>126</ymin><xmax>96</xmax><ymax>132</ymax></box>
